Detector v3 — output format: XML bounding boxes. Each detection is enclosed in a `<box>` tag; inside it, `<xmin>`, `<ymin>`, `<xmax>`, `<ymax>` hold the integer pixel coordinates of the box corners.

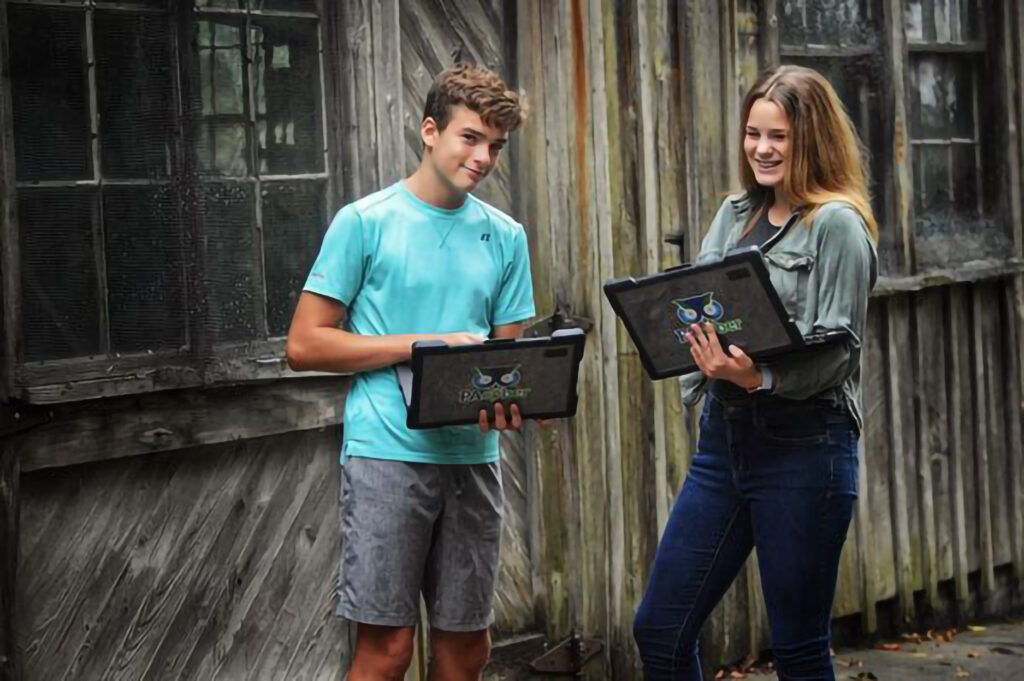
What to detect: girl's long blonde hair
<box><xmin>739</xmin><ymin>65</ymin><xmax>879</xmax><ymax>243</ymax></box>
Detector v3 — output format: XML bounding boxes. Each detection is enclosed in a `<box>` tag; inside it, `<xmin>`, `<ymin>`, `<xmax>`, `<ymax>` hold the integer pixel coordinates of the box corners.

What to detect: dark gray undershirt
<box><xmin>736</xmin><ymin>208</ymin><xmax>783</xmax><ymax>249</ymax></box>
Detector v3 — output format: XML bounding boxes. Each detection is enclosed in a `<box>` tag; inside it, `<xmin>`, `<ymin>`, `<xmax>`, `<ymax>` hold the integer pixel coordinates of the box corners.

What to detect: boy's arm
<box><xmin>490</xmin><ymin>321</ymin><xmax>527</xmax><ymax>340</ymax></box>
<box><xmin>285</xmin><ymin>292</ymin><xmax>483</xmax><ymax>374</ymax></box>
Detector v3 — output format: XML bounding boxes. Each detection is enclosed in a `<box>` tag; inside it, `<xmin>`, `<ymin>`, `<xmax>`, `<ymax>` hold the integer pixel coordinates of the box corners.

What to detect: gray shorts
<box><xmin>335</xmin><ymin>456</ymin><xmax>503</xmax><ymax>632</ymax></box>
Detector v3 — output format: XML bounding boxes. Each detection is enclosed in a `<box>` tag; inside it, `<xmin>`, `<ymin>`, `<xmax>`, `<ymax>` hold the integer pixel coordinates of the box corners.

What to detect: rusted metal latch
<box><xmin>523</xmin><ymin>302</ymin><xmax>594</xmax><ymax>338</ymax></box>
<box><xmin>529</xmin><ymin>631</ymin><xmax>604</xmax><ymax>675</ymax></box>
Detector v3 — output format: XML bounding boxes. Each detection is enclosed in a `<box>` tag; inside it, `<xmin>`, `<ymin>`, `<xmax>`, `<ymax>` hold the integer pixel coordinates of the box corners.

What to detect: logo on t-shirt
<box><xmin>480</xmin><ymin>233</ymin><xmax>491</xmax><ymax>241</ymax></box>
<box><xmin>458</xmin><ymin>364</ymin><xmax>531</xmax><ymax>403</ymax></box>
<box><xmin>671</xmin><ymin>292</ymin><xmax>743</xmax><ymax>343</ymax></box>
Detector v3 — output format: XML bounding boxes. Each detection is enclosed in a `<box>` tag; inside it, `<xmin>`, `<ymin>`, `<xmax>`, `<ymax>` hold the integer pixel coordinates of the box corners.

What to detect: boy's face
<box><xmin>421</xmin><ymin>105</ymin><xmax>508</xmax><ymax>194</ymax></box>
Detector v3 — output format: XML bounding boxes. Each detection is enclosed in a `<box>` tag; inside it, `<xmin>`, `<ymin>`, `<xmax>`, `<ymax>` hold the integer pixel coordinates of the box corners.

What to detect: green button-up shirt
<box><xmin>680</xmin><ymin>193</ymin><xmax>878</xmax><ymax>431</ymax></box>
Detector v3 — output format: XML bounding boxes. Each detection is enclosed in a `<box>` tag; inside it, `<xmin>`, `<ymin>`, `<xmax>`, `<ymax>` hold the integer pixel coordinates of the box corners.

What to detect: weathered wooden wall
<box><xmin>512</xmin><ymin>0</ymin><xmax>1024</xmax><ymax>677</ymax></box>
<box><xmin>3</xmin><ymin>1</ymin><xmax>1024</xmax><ymax>680</ymax></box>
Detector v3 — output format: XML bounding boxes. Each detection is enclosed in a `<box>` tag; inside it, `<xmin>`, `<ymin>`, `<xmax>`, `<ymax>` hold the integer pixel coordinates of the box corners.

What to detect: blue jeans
<box><xmin>633</xmin><ymin>385</ymin><xmax>859</xmax><ymax>680</ymax></box>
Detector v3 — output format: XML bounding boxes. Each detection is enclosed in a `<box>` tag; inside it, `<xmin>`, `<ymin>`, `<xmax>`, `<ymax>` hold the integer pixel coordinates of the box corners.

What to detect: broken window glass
<box><xmin>780</xmin><ymin>0</ymin><xmax>879</xmax><ymax>47</ymax></box>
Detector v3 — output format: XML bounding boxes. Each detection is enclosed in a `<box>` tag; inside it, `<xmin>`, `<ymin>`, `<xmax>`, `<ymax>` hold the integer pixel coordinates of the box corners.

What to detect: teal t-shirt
<box><xmin>303</xmin><ymin>181</ymin><xmax>536</xmax><ymax>464</ymax></box>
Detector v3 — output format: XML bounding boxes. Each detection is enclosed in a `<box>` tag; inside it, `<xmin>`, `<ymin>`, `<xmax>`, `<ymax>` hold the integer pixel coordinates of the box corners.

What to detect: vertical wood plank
<box><xmin>329</xmin><ymin>0</ymin><xmax>381</xmax><ymax>200</ymax></box>
<box><xmin>884</xmin><ymin>0</ymin><xmax>914</xmax><ymax>273</ymax></box>
<box><xmin>913</xmin><ymin>293</ymin><xmax>940</xmax><ymax>609</ymax></box>
<box><xmin>981</xmin><ymin>285</ymin><xmax>1012</xmax><ymax>569</ymax></box>
<box><xmin>886</xmin><ymin>297</ymin><xmax>915</xmax><ymax>625</ymax></box>
<box><xmin>634</xmin><ymin>0</ymin><xmax>669</xmax><ymax>536</ymax></box>
<box><xmin>947</xmin><ymin>286</ymin><xmax>972</xmax><ymax>610</ymax></box>
<box><xmin>1000</xmin><ymin>0</ymin><xmax>1023</xmax><ymax>259</ymax></box>
<box><xmin>581</xmin><ymin>0</ymin><xmax>629</xmax><ymax>672</ymax></box>
<box><xmin>371</xmin><ymin>0</ymin><xmax>404</xmax><ymax>185</ymax></box>
<box><xmin>761</xmin><ymin>0</ymin><xmax>780</xmax><ymax>66</ymax></box>
<box><xmin>970</xmin><ymin>285</ymin><xmax>996</xmax><ymax>596</ymax></box>
<box><xmin>0</xmin><ymin>439</ymin><xmax>18</xmax><ymax>681</ymax></box>
<box><xmin>1005</xmin><ymin>278</ymin><xmax>1024</xmax><ymax>580</ymax></box>
<box><xmin>864</xmin><ymin>302</ymin><xmax>897</xmax><ymax>604</ymax></box>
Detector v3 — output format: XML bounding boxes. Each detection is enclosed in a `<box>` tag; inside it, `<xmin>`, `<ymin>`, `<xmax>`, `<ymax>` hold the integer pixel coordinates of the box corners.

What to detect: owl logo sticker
<box><xmin>459</xmin><ymin>364</ymin><xmax>532</xmax><ymax>404</ymax></box>
<box><xmin>674</xmin><ymin>292</ymin><xmax>724</xmax><ymax>326</ymax></box>
<box><xmin>672</xmin><ymin>292</ymin><xmax>744</xmax><ymax>343</ymax></box>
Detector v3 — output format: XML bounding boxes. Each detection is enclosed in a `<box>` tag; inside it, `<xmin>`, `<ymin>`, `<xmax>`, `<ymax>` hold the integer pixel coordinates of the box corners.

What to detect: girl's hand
<box><xmin>686</xmin><ymin>322</ymin><xmax>762</xmax><ymax>390</ymax></box>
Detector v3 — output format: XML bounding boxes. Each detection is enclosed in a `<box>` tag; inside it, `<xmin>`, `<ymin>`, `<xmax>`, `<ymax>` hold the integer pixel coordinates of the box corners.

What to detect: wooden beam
<box><xmin>371</xmin><ymin>0</ymin><xmax>404</xmax><ymax>186</ymax></box>
<box><xmin>1006</xmin><ymin>278</ymin><xmax>1024</xmax><ymax>580</ymax></box>
<box><xmin>761</xmin><ymin>0</ymin><xmax>779</xmax><ymax>67</ymax></box>
<box><xmin>0</xmin><ymin>437</ymin><xmax>18</xmax><ymax>681</ymax></box>
<box><xmin>913</xmin><ymin>295</ymin><xmax>940</xmax><ymax>610</ymax></box>
<box><xmin>947</xmin><ymin>286</ymin><xmax>971</xmax><ymax>611</ymax></box>
<box><xmin>884</xmin><ymin>0</ymin><xmax>916</xmax><ymax>274</ymax></box>
<box><xmin>886</xmin><ymin>297</ymin><xmax>915</xmax><ymax>626</ymax></box>
<box><xmin>1003</xmin><ymin>0</ymin><xmax>1024</xmax><ymax>260</ymax></box>
<box><xmin>634</xmin><ymin>0</ymin><xmax>668</xmax><ymax>535</ymax></box>
<box><xmin>873</xmin><ymin>259</ymin><xmax>1024</xmax><ymax>296</ymax></box>
<box><xmin>13</xmin><ymin>377</ymin><xmax>347</xmax><ymax>473</ymax></box>
<box><xmin>970</xmin><ymin>285</ymin><xmax>996</xmax><ymax>596</ymax></box>
<box><xmin>0</xmin><ymin>0</ymin><xmax>19</xmax><ymax>401</ymax></box>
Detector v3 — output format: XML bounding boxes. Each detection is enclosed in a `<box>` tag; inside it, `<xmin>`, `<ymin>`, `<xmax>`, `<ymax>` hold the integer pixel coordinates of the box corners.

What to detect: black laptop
<box><xmin>603</xmin><ymin>247</ymin><xmax>848</xmax><ymax>380</ymax></box>
<box><xmin>395</xmin><ymin>328</ymin><xmax>586</xmax><ymax>429</ymax></box>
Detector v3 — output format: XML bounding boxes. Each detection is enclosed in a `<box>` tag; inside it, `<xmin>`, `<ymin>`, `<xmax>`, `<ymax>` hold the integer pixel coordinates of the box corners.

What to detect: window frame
<box><xmin>0</xmin><ymin>0</ymin><xmax>337</xmax><ymax>404</ymax></box>
<box><xmin>762</xmin><ymin>0</ymin><xmax>1024</xmax><ymax>284</ymax></box>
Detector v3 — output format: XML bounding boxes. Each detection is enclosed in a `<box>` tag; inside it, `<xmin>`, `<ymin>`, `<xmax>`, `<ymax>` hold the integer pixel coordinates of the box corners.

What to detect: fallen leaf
<box><xmin>729</xmin><ymin>671</ymin><xmax>746</xmax><ymax>679</ymax></box>
<box><xmin>874</xmin><ymin>642</ymin><xmax>902</xmax><ymax>652</ymax></box>
<box><xmin>902</xmin><ymin>632</ymin><xmax>924</xmax><ymax>644</ymax></box>
<box><xmin>956</xmin><ymin>665</ymin><xmax>970</xmax><ymax>678</ymax></box>
<box><xmin>989</xmin><ymin>646</ymin><xmax>1020</xmax><ymax>656</ymax></box>
<box><xmin>967</xmin><ymin>625</ymin><xmax>986</xmax><ymax>633</ymax></box>
<box><xmin>714</xmin><ymin>670</ymin><xmax>726</xmax><ymax>680</ymax></box>
<box><xmin>966</xmin><ymin>651</ymin><xmax>983</xmax><ymax>658</ymax></box>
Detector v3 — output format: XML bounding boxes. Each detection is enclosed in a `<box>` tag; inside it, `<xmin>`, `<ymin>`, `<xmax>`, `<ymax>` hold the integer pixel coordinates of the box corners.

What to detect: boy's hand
<box><xmin>478</xmin><ymin>402</ymin><xmax>523</xmax><ymax>433</ymax></box>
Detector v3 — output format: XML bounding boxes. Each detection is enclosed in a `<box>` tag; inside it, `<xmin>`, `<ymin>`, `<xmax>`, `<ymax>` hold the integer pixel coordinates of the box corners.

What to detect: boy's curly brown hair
<box><xmin>422</xmin><ymin>63</ymin><xmax>526</xmax><ymax>133</ymax></box>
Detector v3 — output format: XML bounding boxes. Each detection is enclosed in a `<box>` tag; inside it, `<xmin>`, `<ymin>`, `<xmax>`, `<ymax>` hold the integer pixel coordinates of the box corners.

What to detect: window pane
<box><xmin>95</xmin><ymin>11</ymin><xmax>175</xmax><ymax>179</ymax></box>
<box><xmin>196</xmin><ymin>123</ymin><xmax>250</xmax><ymax>176</ymax></box>
<box><xmin>909</xmin><ymin>54</ymin><xmax>975</xmax><ymax>140</ymax></box>
<box><xmin>8</xmin><ymin>7</ymin><xmax>91</xmax><ymax>181</ymax></box>
<box><xmin>104</xmin><ymin>186</ymin><xmax>187</xmax><ymax>353</ymax></box>
<box><xmin>252</xmin><ymin>19</ymin><xmax>324</xmax><ymax>174</ymax></box>
<box><xmin>195</xmin><ymin>20</ymin><xmax>250</xmax><ymax>176</ymax></box>
<box><xmin>262</xmin><ymin>181</ymin><xmax>326</xmax><ymax>336</ymax></box>
<box><xmin>951</xmin><ymin>143</ymin><xmax>979</xmax><ymax>216</ymax></box>
<box><xmin>780</xmin><ymin>0</ymin><xmax>879</xmax><ymax>47</ymax></box>
<box><xmin>196</xmin><ymin>183</ymin><xmax>262</xmax><ymax>342</ymax></box>
<box><xmin>904</xmin><ymin>0</ymin><xmax>982</xmax><ymax>43</ymax></box>
<box><xmin>916</xmin><ymin>144</ymin><xmax>952</xmax><ymax>215</ymax></box>
<box><xmin>18</xmin><ymin>189</ymin><xmax>100</xmax><ymax>360</ymax></box>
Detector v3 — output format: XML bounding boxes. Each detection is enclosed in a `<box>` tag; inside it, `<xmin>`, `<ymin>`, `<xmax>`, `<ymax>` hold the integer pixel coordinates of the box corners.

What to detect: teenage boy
<box><xmin>286</xmin><ymin>64</ymin><xmax>533</xmax><ymax>680</ymax></box>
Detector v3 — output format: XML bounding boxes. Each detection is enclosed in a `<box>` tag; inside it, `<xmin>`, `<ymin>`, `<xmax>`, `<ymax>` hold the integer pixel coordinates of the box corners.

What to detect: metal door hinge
<box><xmin>529</xmin><ymin>631</ymin><xmax>604</xmax><ymax>674</ymax></box>
<box><xmin>524</xmin><ymin>302</ymin><xmax>594</xmax><ymax>338</ymax></box>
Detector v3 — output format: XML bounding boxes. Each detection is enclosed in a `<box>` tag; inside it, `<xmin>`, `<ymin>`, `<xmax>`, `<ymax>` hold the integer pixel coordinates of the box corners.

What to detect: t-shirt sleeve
<box><xmin>303</xmin><ymin>205</ymin><xmax>366</xmax><ymax>306</ymax></box>
<box><xmin>492</xmin><ymin>226</ymin><xmax>536</xmax><ymax>326</ymax></box>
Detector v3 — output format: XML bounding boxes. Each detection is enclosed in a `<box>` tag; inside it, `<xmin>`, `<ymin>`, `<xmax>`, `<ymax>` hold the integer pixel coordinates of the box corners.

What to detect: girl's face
<box><xmin>744</xmin><ymin>98</ymin><xmax>792</xmax><ymax>189</ymax></box>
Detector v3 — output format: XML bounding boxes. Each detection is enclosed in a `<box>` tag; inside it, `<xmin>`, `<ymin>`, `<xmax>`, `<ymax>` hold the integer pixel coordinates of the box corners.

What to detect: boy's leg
<box><xmin>428</xmin><ymin>629</ymin><xmax>491</xmax><ymax>681</ymax></box>
<box><xmin>337</xmin><ymin>457</ymin><xmax>443</xmax><ymax>678</ymax></box>
<box><xmin>349</xmin><ymin>624</ymin><xmax>415</xmax><ymax>681</ymax></box>
<box><xmin>423</xmin><ymin>462</ymin><xmax>503</xmax><ymax>678</ymax></box>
